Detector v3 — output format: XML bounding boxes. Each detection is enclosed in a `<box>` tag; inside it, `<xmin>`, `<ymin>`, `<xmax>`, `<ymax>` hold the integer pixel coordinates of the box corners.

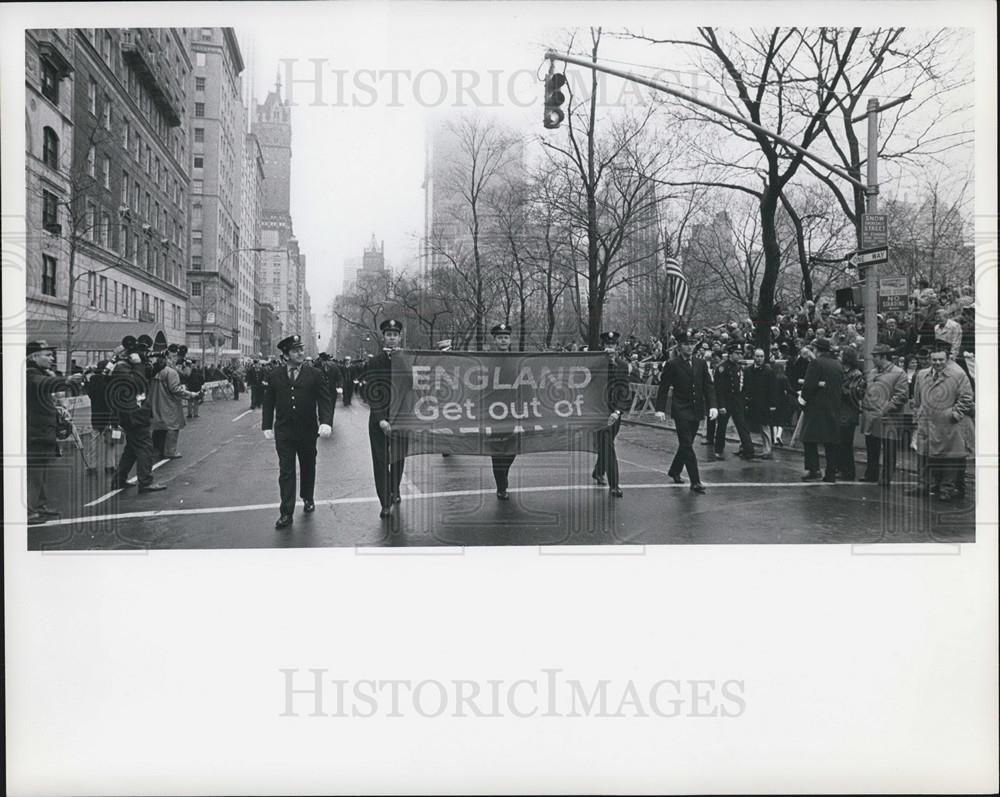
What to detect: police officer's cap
<box><xmin>276</xmin><ymin>334</ymin><xmax>304</xmax><ymax>353</ymax></box>
<box><xmin>673</xmin><ymin>330</ymin><xmax>690</xmax><ymax>344</ymax></box>
<box><xmin>318</xmin><ymin>352</ymin><xmax>331</xmax><ymax>360</ymax></box>
<box><xmin>137</xmin><ymin>334</ymin><xmax>154</xmax><ymax>349</ymax></box>
<box><xmin>490</xmin><ymin>322</ymin><xmax>512</xmax><ymax>336</ymax></box>
<box><xmin>167</xmin><ymin>344</ymin><xmax>181</xmax><ymax>353</ymax></box>
<box><xmin>599</xmin><ymin>331</ymin><xmax>621</xmax><ymax>344</ymax></box>
<box><xmin>379</xmin><ymin>319</ymin><xmax>403</xmax><ymax>333</ymax></box>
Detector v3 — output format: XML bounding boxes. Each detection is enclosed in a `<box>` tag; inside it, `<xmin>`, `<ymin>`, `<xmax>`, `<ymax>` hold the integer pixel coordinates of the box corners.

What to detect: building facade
<box><xmin>26</xmin><ymin>28</ymin><xmax>193</xmax><ymax>367</ymax></box>
<box><xmin>185</xmin><ymin>27</ymin><xmax>245</xmax><ymax>362</ymax></box>
<box><xmin>241</xmin><ymin>130</ymin><xmax>264</xmax><ymax>356</ymax></box>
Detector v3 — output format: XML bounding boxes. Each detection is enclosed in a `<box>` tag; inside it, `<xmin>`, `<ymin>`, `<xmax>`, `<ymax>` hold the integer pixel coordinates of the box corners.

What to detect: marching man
<box><xmin>262</xmin><ymin>334</ymin><xmax>334</xmax><ymax>529</ymax></box>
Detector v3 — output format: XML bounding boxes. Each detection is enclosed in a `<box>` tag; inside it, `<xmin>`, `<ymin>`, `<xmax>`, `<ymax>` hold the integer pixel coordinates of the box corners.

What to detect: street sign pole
<box><xmin>863</xmin><ymin>98</ymin><xmax>880</xmax><ymax>367</ymax></box>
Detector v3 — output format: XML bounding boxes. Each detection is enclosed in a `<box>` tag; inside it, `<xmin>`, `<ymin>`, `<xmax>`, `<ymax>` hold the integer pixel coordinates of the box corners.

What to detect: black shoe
<box><xmin>497</xmin><ymin>490</ymin><xmax>510</xmax><ymax>500</ymax></box>
<box><xmin>114</xmin><ymin>481</ymin><xmax>133</xmax><ymax>490</ymax></box>
<box><xmin>303</xmin><ymin>499</ymin><xmax>315</xmax><ymax>513</ymax></box>
<box><xmin>138</xmin><ymin>483</ymin><xmax>167</xmax><ymax>493</ymax></box>
<box><xmin>392</xmin><ymin>493</ymin><xmax>401</xmax><ymax>505</ymax></box>
<box><xmin>27</xmin><ymin>512</ymin><xmax>49</xmax><ymax>526</ymax></box>
<box><xmin>593</xmin><ymin>471</ymin><xmax>607</xmax><ymax>486</ymax></box>
<box><xmin>822</xmin><ymin>475</ymin><xmax>837</xmax><ymax>484</ymax></box>
<box><xmin>774</xmin><ymin>439</ymin><xmax>784</xmax><ymax>447</ymax></box>
<box><xmin>857</xmin><ymin>476</ymin><xmax>876</xmax><ymax>483</ymax></box>
<box><xmin>275</xmin><ymin>514</ymin><xmax>293</xmax><ymax>529</ymax></box>
<box><xmin>690</xmin><ymin>483</ymin><xmax>707</xmax><ymax>494</ymax></box>
<box><xmin>609</xmin><ymin>487</ymin><xmax>623</xmax><ymax>497</ymax></box>
<box><xmin>802</xmin><ymin>471</ymin><xmax>823</xmax><ymax>482</ymax></box>
<box><xmin>37</xmin><ymin>506</ymin><xmax>61</xmax><ymax>517</ymax></box>
<box><xmin>379</xmin><ymin>506</ymin><xmax>392</xmax><ymax>519</ymax></box>
<box><xmin>165</xmin><ymin>454</ymin><xmax>183</xmax><ymax>460</ymax></box>
<box><xmin>669</xmin><ymin>474</ymin><xmax>684</xmax><ymax>485</ymax></box>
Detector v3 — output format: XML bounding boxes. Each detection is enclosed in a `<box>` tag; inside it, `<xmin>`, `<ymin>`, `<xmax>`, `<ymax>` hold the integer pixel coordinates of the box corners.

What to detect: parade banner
<box><xmin>389</xmin><ymin>351</ymin><xmax>610</xmax><ymax>455</ymax></box>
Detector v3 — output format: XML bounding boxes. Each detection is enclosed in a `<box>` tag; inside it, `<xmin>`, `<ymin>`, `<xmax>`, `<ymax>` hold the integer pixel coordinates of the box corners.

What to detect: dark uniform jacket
<box><xmin>363</xmin><ymin>350</ymin><xmax>394</xmax><ymax>424</ymax></box>
<box><xmin>653</xmin><ymin>354</ymin><xmax>716</xmax><ymax>421</ymax></box>
<box><xmin>799</xmin><ymin>352</ymin><xmax>843</xmax><ymax>443</ymax></box>
<box><xmin>108</xmin><ymin>359</ymin><xmax>153</xmax><ymax>425</ymax></box>
<box><xmin>878</xmin><ymin>328</ymin><xmax>908</xmax><ymax>358</ymax></box>
<box><xmin>262</xmin><ymin>363</ymin><xmax>334</xmax><ymax>441</ymax></box>
<box><xmin>713</xmin><ymin>360</ymin><xmax>744</xmax><ymax>411</ymax></box>
<box><xmin>607</xmin><ymin>358</ymin><xmax>631</xmax><ymax>413</ymax></box>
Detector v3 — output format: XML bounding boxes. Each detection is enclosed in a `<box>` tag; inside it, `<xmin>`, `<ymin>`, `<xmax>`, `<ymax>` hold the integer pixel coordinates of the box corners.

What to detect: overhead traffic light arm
<box><xmin>543</xmin><ymin>49</ymin><xmax>868</xmax><ymax>192</ymax></box>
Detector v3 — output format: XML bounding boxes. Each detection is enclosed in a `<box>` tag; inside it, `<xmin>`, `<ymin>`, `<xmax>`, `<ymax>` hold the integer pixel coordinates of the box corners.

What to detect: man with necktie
<box><xmin>489</xmin><ymin>322</ymin><xmax>517</xmax><ymax>500</ymax></box>
<box><xmin>262</xmin><ymin>334</ymin><xmax>334</xmax><ymax>529</ymax></box>
<box><xmin>591</xmin><ymin>331</ymin><xmax>631</xmax><ymax>497</ymax></box>
<box><xmin>365</xmin><ymin>319</ymin><xmax>408</xmax><ymax>518</ymax></box>
<box><xmin>654</xmin><ymin>330</ymin><xmax>718</xmax><ymax>494</ymax></box>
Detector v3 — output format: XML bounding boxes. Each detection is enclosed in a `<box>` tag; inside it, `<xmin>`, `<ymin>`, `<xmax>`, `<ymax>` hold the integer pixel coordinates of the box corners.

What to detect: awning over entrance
<box><xmin>25</xmin><ymin>319</ymin><xmax>169</xmax><ymax>353</ymax></box>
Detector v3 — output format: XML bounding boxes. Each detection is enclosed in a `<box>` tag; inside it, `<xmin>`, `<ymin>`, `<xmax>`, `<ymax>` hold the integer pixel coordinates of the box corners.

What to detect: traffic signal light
<box><xmin>543</xmin><ymin>72</ymin><xmax>567</xmax><ymax>129</ymax></box>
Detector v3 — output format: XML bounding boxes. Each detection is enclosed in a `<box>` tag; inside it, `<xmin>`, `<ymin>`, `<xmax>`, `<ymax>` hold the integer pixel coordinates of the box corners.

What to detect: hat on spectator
<box><xmin>673</xmin><ymin>330</ymin><xmax>690</xmax><ymax>344</ymax></box>
<box><xmin>379</xmin><ymin>319</ymin><xmax>403</xmax><ymax>333</ymax></box>
<box><xmin>599</xmin><ymin>331</ymin><xmax>621</xmax><ymax>344</ymax></box>
<box><xmin>276</xmin><ymin>334</ymin><xmax>304</xmax><ymax>353</ymax></box>
<box><xmin>490</xmin><ymin>322</ymin><xmax>512</xmax><ymax>336</ymax></box>
<box><xmin>26</xmin><ymin>340</ymin><xmax>56</xmax><ymax>356</ymax></box>
<box><xmin>813</xmin><ymin>337</ymin><xmax>833</xmax><ymax>352</ymax></box>
<box><xmin>318</xmin><ymin>352</ymin><xmax>331</xmax><ymax>360</ymax></box>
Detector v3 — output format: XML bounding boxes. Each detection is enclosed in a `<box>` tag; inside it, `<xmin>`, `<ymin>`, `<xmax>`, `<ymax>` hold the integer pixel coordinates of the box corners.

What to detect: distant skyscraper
<box><xmin>185</xmin><ymin>27</ymin><xmax>245</xmax><ymax>359</ymax></box>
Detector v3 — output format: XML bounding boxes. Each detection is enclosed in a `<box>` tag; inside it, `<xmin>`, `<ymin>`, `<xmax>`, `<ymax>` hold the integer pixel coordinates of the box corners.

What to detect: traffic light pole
<box><xmin>863</xmin><ymin>98</ymin><xmax>880</xmax><ymax>367</ymax></box>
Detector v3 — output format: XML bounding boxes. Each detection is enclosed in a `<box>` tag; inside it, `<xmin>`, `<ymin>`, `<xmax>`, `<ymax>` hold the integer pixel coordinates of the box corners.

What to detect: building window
<box><xmin>121</xmin><ymin>170</ymin><xmax>129</xmax><ymax>205</ymax></box>
<box><xmin>131</xmin><ymin>287</ymin><xmax>137</xmax><ymax>317</ymax></box>
<box><xmin>142</xmin><ymin>292</ymin><xmax>150</xmax><ymax>313</ymax></box>
<box><xmin>192</xmin><ymin>255</ymin><xmax>202</xmax><ymax>270</ymax></box>
<box><xmin>100</xmin><ymin>275</ymin><xmax>108</xmax><ymax>311</ymax></box>
<box><xmin>123</xmin><ymin>118</ymin><xmax>130</xmax><ymax>150</ymax></box>
<box><xmin>195</xmin><ymin>77</ymin><xmax>205</xmax><ymax>92</ymax></box>
<box><xmin>200</xmin><ymin>28</ymin><xmax>213</xmax><ymax>40</ymax></box>
<box><xmin>41</xmin><ymin>59</ymin><xmax>59</xmax><ymax>103</ymax></box>
<box><xmin>193</xmin><ymin>156</ymin><xmax>203</xmax><ymax>169</ymax></box>
<box><xmin>87</xmin><ymin>202</ymin><xmax>98</xmax><ymax>241</ymax></box>
<box><xmin>88</xmin><ymin>77</ymin><xmax>97</xmax><ymax>114</ymax></box>
<box><xmin>42</xmin><ymin>126</ymin><xmax>59</xmax><ymax>169</ymax></box>
<box><xmin>88</xmin><ymin>270</ymin><xmax>97</xmax><ymax>306</ymax></box>
<box><xmin>103</xmin><ymin>95</ymin><xmax>112</xmax><ymax>129</ymax></box>
<box><xmin>194</xmin><ymin>102</ymin><xmax>205</xmax><ymax>117</ymax></box>
<box><xmin>196</xmin><ymin>52</ymin><xmax>206</xmax><ymax>67</ymax></box>
<box><xmin>102</xmin><ymin>31</ymin><xmax>112</xmax><ymax>63</ymax></box>
<box><xmin>119</xmin><ymin>223</ymin><xmax>127</xmax><ymax>255</ymax></box>
<box><xmin>42</xmin><ymin>190</ymin><xmax>59</xmax><ymax>229</ymax></box>
<box><xmin>194</xmin><ymin>127</ymin><xmax>204</xmax><ymax>143</ymax></box>
<box><xmin>41</xmin><ymin>255</ymin><xmax>57</xmax><ymax>296</ymax></box>
<box><xmin>193</xmin><ymin>179</ymin><xmax>203</xmax><ymax>193</ymax></box>
<box><xmin>121</xmin><ymin>283</ymin><xmax>129</xmax><ymax>316</ymax></box>
<box><xmin>102</xmin><ymin>156</ymin><xmax>111</xmax><ymax>189</ymax></box>
<box><xmin>87</xmin><ymin>145</ymin><xmax>96</xmax><ymax>177</ymax></box>
<box><xmin>101</xmin><ymin>212</ymin><xmax>111</xmax><ymax>247</ymax></box>
<box><xmin>191</xmin><ymin>281</ymin><xmax>202</xmax><ymax>296</ymax></box>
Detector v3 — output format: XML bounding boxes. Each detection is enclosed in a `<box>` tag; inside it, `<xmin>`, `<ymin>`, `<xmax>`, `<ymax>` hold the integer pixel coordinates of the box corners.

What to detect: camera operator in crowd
<box><xmin>108</xmin><ymin>335</ymin><xmax>166</xmax><ymax>493</ymax></box>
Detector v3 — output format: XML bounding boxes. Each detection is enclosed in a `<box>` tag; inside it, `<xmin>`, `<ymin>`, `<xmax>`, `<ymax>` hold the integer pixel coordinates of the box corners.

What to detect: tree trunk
<box><xmin>65</xmin><ymin>240</ymin><xmax>76</xmax><ymax>374</ymax></box>
<box><xmin>755</xmin><ymin>186</ymin><xmax>782</xmax><ymax>353</ymax></box>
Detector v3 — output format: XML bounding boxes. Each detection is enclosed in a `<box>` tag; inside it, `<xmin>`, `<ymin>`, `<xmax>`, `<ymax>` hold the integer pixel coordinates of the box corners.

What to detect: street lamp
<box><xmin>196</xmin><ymin>246</ymin><xmax>274</xmax><ymax>362</ymax></box>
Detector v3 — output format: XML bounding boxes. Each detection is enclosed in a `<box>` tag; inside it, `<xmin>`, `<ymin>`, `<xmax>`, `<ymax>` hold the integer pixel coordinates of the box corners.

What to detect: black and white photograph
<box><xmin>4</xmin><ymin>1</ymin><xmax>997</xmax><ymax>794</ymax></box>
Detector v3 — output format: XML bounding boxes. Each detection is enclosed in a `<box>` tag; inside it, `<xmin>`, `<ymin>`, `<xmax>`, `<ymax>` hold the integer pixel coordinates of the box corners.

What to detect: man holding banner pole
<box><xmin>366</xmin><ymin>319</ymin><xmax>408</xmax><ymax>519</ymax></box>
<box><xmin>592</xmin><ymin>331</ymin><xmax>630</xmax><ymax>497</ymax></box>
<box><xmin>489</xmin><ymin>322</ymin><xmax>516</xmax><ymax>500</ymax></box>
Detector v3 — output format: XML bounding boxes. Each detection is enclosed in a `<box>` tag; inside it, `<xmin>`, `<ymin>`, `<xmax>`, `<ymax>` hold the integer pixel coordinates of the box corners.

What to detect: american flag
<box><xmin>664</xmin><ymin>257</ymin><xmax>690</xmax><ymax>318</ymax></box>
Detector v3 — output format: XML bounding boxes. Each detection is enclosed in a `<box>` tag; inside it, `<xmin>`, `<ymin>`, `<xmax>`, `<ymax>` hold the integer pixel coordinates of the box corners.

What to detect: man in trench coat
<box><xmin>798</xmin><ymin>337</ymin><xmax>843</xmax><ymax>482</ymax></box>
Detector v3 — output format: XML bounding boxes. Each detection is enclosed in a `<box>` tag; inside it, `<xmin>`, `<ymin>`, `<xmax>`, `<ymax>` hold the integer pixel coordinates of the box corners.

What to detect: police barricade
<box><xmin>200</xmin><ymin>379</ymin><xmax>234</xmax><ymax>402</ymax></box>
<box><xmin>628</xmin><ymin>381</ymin><xmax>657</xmax><ymax>417</ymax></box>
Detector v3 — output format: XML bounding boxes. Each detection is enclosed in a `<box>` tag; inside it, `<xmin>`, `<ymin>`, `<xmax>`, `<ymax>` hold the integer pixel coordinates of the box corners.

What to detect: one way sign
<box><xmin>846</xmin><ymin>248</ymin><xmax>888</xmax><ymax>268</ymax></box>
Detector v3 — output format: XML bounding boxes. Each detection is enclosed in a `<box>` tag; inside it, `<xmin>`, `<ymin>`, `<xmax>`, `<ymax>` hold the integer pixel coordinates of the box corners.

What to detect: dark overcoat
<box><xmin>799</xmin><ymin>353</ymin><xmax>843</xmax><ymax>444</ymax></box>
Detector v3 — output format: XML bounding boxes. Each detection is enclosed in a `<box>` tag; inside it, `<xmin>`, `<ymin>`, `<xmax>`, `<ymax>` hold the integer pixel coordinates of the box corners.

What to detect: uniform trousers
<box><xmin>343</xmin><ymin>383</ymin><xmax>354</xmax><ymax>406</ymax></box>
<box><xmin>714</xmin><ymin>405</ymin><xmax>754</xmax><ymax>455</ymax></box>
<box><xmin>275</xmin><ymin>435</ymin><xmax>318</xmax><ymax>516</ymax></box>
<box><xmin>250</xmin><ymin>384</ymin><xmax>262</xmax><ymax>409</ymax></box>
<box><xmin>491</xmin><ymin>454</ymin><xmax>516</xmax><ymax>493</ymax></box>
<box><xmin>152</xmin><ymin>429</ymin><xmax>180</xmax><ymax>458</ymax></box>
<box><xmin>593</xmin><ymin>417</ymin><xmax>622</xmax><ymax>488</ymax></box>
<box><xmin>369</xmin><ymin>420</ymin><xmax>407</xmax><ymax>508</ymax></box>
<box><xmin>117</xmin><ymin>410</ymin><xmax>155</xmax><ymax>487</ymax></box>
<box><xmin>669</xmin><ymin>413</ymin><xmax>702</xmax><ymax>484</ymax></box>
<box><xmin>836</xmin><ymin>424</ymin><xmax>858</xmax><ymax>479</ymax></box>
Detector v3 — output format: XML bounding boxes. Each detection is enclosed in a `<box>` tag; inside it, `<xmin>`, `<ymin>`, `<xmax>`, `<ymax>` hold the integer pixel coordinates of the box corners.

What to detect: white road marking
<box><xmin>83</xmin><ymin>459</ymin><xmax>170</xmax><ymax>507</ymax></box>
<box><xmin>231</xmin><ymin>409</ymin><xmax>253</xmax><ymax>422</ymax></box>
<box><xmin>399</xmin><ymin>472</ymin><xmax>422</xmax><ymax>495</ymax></box>
<box><xmin>36</xmin><ymin>480</ymin><xmax>878</xmax><ymax>528</ymax></box>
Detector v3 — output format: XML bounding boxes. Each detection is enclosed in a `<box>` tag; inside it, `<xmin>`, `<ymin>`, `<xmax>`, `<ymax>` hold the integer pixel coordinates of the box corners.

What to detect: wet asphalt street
<box><xmin>26</xmin><ymin>392</ymin><xmax>976</xmax><ymax>550</ymax></box>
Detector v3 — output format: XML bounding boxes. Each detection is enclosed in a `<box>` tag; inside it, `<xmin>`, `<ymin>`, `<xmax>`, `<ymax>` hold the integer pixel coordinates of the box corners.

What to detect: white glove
<box><xmin>654</xmin><ymin>411</ymin><xmax>666</xmax><ymax>423</ymax></box>
<box><xmin>379</xmin><ymin>420</ymin><xmax>391</xmax><ymax>433</ymax></box>
<box><xmin>264</xmin><ymin>429</ymin><xmax>274</xmax><ymax>440</ymax></box>
<box><xmin>818</xmin><ymin>381</ymin><xmax>826</xmax><ymax>388</ymax></box>
<box><xmin>798</xmin><ymin>395</ymin><xmax>807</xmax><ymax>407</ymax></box>
<box><xmin>319</xmin><ymin>424</ymin><xmax>332</xmax><ymax>438</ymax></box>
<box><xmin>708</xmin><ymin>408</ymin><xmax>718</xmax><ymax>421</ymax></box>
<box><xmin>607</xmin><ymin>411</ymin><xmax>620</xmax><ymax>426</ymax></box>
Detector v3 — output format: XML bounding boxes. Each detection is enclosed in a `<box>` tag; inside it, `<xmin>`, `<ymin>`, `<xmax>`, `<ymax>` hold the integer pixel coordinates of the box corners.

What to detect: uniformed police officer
<box><xmin>592</xmin><ymin>331</ymin><xmax>630</xmax><ymax>497</ymax></box>
<box><xmin>365</xmin><ymin>319</ymin><xmax>408</xmax><ymax>518</ymax></box>
<box><xmin>110</xmin><ymin>335</ymin><xmax>166</xmax><ymax>493</ymax></box>
<box><xmin>489</xmin><ymin>322</ymin><xmax>516</xmax><ymax>500</ymax></box>
<box><xmin>653</xmin><ymin>330</ymin><xmax>718</xmax><ymax>493</ymax></box>
<box><xmin>341</xmin><ymin>358</ymin><xmax>356</xmax><ymax>406</ymax></box>
<box><xmin>262</xmin><ymin>334</ymin><xmax>334</xmax><ymax>529</ymax></box>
